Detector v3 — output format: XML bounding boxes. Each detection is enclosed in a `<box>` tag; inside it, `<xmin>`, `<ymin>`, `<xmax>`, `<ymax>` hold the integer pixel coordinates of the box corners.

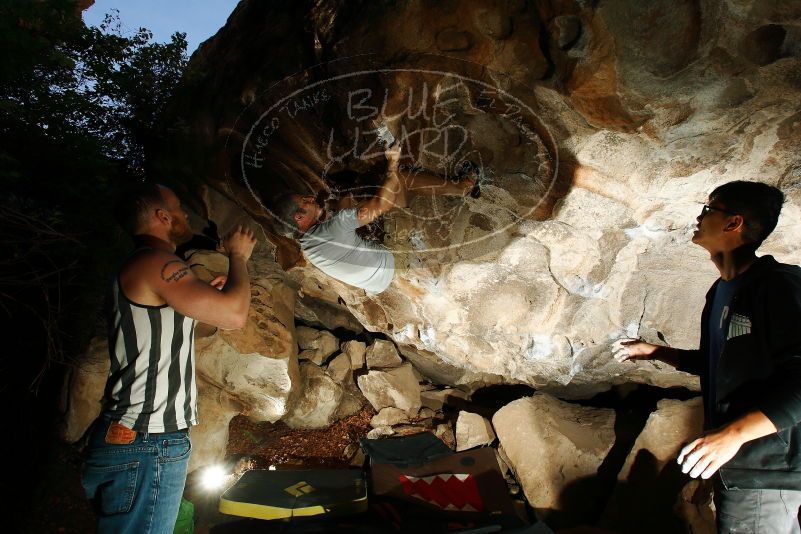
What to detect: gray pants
<box><xmin>715</xmin><ymin>481</ymin><xmax>801</xmax><ymax>534</ymax></box>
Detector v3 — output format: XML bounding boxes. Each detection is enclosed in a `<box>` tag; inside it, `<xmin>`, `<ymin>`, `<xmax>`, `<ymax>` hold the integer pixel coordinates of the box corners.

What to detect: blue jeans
<box><xmin>82</xmin><ymin>419</ymin><xmax>192</xmax><ymax>534</ymax></box>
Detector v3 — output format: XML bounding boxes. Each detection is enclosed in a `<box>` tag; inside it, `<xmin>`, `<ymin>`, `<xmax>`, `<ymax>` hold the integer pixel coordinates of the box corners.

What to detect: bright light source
<box><xmin>201</xmin><ymin>465</ymin><xmax>228</xmax><ymax>490</ymax></box>
<box><xmin>268</xmin><ymin>465</ymin><xmax>276</xmax><ymax>471</ymax></box>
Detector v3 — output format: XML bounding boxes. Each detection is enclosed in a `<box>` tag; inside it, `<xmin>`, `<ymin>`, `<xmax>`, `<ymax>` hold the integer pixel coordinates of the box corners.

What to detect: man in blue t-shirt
<box><xmin>617</xmin><ymin>181</ymin><xmax>801</xmax><ymax>533</ymax></box>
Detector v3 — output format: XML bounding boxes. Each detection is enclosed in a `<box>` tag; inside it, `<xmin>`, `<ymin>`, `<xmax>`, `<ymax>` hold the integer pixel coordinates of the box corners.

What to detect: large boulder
<box><xmin>196</xmin><ymin>334</ymin><xmax>298</xmax><ymax>422</ymax></box>
<box><xmin>160</xmin><ymin>0</ymin><xmax>801</xmax><ymax>400</ymax></box>
<box><xmin>600</xmin><ymin>397</ymin><xmax>707</xmax><ymax>533</ymax></box>
<box><xmin>356</xmin><ymin>363</ymin><xmax>422</xmax><ymax>416</ymax></box>
<box><xmin>188</xmin><ymin>378</ymin><xmax>243</xmax><ymax>471</ymax></box>
<box><xmin>420</xmin><ymin>387</ymin><xmax>470</xmax><ymax>411</ymax></box>
<box><xmin>190</xmin><ymin>244</ymin><xmax>300</xmax><ymax>424</ymax></box>
<box><xmin>60</xmin><ymin>337</ymin><xmax>109</xmax><ymax>442</ymax></box>
<box><xmin>492</xmin><ymin>394</ymin><xmax>616</xmax><ymax>523</ymax></box>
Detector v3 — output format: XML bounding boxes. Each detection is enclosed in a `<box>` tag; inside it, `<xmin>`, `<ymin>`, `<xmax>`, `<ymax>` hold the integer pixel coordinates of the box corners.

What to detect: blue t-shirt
<box><xmin>707</xmin><ymin>275</ymin><xmax>744</xmax><ymax>425</ymax></box>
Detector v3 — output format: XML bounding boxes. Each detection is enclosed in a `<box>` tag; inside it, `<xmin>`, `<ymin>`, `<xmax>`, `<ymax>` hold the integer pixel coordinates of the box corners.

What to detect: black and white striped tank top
<box><xmin>102</xmin><ymin>261</ymin><xmax>198</xmax><ymax>433</ymax></box>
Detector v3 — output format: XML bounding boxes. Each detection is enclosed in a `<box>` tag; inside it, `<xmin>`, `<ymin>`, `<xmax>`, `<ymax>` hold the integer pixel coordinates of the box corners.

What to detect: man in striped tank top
<box><xmin>82</xmin><ymin>183</ymin><xmax>256</xmax><ymax>534</ymax></box>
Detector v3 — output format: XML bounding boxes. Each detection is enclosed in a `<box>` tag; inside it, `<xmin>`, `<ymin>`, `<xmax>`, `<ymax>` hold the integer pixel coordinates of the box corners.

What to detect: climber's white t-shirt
<box><xmin>300</xmin><ymin>208</ymin><xmax>394</xmax><ymax>293</ymax></box>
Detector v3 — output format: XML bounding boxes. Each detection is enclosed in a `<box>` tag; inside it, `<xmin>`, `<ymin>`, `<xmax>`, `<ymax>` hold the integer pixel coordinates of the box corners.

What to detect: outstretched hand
<box><xmin>613</xmin><ymin>338</ymin><xmax>658</xmax><ymax>363</ymax></box>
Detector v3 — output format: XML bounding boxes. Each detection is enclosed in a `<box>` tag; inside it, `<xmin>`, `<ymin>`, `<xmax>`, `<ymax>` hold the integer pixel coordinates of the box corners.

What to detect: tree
<box><xmin>1</xmin><ymin>1</ymin><xmax>190</xmax><ymax>528</ymax></box>
<box><xmin>0</xmin><ymin>0</ymin><xmax>187</xmax><ymax>412</ymax></box>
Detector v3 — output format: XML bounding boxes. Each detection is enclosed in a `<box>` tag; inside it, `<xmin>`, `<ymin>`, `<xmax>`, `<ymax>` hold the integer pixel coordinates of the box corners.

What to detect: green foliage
<box><xmin>0</xmin><ymin>0</ymin><xmax>188</xmax><ymax>393</ymax></box>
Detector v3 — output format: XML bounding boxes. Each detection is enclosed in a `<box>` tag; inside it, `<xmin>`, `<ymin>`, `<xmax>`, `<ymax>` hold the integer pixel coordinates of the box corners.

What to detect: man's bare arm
<box><xmin>357</xmin><ymin>143</ymin><xmax>403</xmax><ymax>227</ymax></box>
<box><xmin>149</xmin><ymin>226</ymin><xmax>256</xmax><ymax>329</ymax></box>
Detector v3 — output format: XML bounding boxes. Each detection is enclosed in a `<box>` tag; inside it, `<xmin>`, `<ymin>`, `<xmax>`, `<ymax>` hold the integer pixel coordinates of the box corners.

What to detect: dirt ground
<box><xmin>224</xmin><ymin>406</ymin><xmax>375</xmax><ymax>469</ymax></box>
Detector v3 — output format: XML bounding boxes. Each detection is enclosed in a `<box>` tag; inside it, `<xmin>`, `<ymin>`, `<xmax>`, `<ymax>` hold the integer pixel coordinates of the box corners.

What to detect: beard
<box><xmin>169</xmin><ymin>221</ymin><xmax>194</xmax><ymax>245</ymax></box>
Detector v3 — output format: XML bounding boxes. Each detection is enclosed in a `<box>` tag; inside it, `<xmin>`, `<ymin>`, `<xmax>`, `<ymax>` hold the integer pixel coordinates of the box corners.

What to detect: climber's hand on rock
<box><xmin>223</xmin><ymin>225</ymin><xmax>257</xmax><ymax>261</ymax></box>
<box><xmin>613</xmin><ymin>338</ymin><xmax>658</xmax><ymax>362</ymax></box>
<box><xmin>459</xmin><ymin>175</ymin><xmax>477</xmax><ymax>195</ymax></box>
<box><xmin>385</xmin><ymin>142</ymin><xmax>401</xmax><ymax>168</ymax></box>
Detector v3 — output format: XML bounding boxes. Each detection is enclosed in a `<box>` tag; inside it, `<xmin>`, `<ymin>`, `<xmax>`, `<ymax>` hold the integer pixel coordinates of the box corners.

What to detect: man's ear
<box><xmin>293</xmin><ymin>212</ymin><xmax>304</xmax><ymax>223</ymax></box>
<box><xmin>155</xmin><ymin>207</ymin><xmax>171</xmax><ymax>226</ymax></box>
<box><xmin>725</xmin><ymin>214</ymin><xmax>745</xmax><ymax>233</ymax></box>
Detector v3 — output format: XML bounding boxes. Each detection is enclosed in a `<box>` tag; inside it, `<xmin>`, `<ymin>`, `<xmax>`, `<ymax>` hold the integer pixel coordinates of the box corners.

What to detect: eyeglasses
<box><xmin>700</xmin><ymin>204</ymin><xmax>738</xmax><ymax>217</ymax></box>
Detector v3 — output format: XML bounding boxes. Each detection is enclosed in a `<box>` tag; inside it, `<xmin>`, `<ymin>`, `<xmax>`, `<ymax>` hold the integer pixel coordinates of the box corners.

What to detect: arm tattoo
<box><xmin>160</xmin><ymin>260</ymin><xmax>190</xmax><ymax>283</ymax></box>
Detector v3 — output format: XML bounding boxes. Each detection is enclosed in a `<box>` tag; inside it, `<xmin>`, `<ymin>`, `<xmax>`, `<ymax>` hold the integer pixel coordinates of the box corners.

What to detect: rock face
<box><xmin>492</xmin><ymin>394</ymin><xmax>616</xmax><ymax>522</ymax></box>
<box><xmin>187</xmin><ymin>191</ymin><xmax>301</xmax><ymax>424</ymax></box>
<box><xmin>370</xmin><ymin>407</ymin><xmax>410</xmax><ymax>428</ymax></box>
<box><xmin>160</xmin><ymin>0</ymin><xmax>801</xmax><ymax>400</ymax></box>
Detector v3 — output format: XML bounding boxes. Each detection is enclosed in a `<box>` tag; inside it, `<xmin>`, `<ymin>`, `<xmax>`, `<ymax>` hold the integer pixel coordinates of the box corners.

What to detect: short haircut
<box><xmin>114</xmin><ymin>182</ymin><xmax>166</xmax><ymax>235</ymax></box>
<box><xmin>710</xmin><ymin>180</ymin><xmax>785</xmax><ymax>247</ymax></box>
<box><xmin>270</xmin><ymin>193</ymin><xmax>301</xmax><ymax>238</ymax></box>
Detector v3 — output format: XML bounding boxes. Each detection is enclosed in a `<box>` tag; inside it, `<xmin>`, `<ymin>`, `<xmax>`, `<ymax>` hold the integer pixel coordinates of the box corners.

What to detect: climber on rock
<box><xmin>615</xmin><ymin>180</ymin><xmax>801</xmax><ymax>533</ymax></box>
<box><xmin>271</xmin><ymin>136</ymin><xmax>479</xmax><ymax>294</ymax></box>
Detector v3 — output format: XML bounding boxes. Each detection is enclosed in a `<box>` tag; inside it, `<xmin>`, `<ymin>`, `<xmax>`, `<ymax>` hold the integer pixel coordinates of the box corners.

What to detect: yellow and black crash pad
<box><xmin>219</xmin><ymin>469</ymin><xmax>368</xmax><ymax>520</ymax></box>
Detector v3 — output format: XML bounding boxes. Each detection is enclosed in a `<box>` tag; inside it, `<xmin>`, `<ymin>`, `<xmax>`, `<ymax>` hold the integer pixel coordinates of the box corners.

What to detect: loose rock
<box><xmin>341</xmin><ymin>340</ymin><xmax>367</xmax><ymax>369</ymax></box>
<box><xmin>326</xmin><ymin>353</ymin><xmax>352</xmax><ymax>384</ymax></box>
<box><xmin>455</xmin><ymin>411</ymin><xmax>496</xmax><ymax>451</ymax></box>
<box><xmin>284</xmin><ymin>363</ymin><xmax>344</xmax><ymax>429</ymax></box>
<box><xmin>434</xmin><ymin>422</ymin><xmax>456</xmax><ymax>450</ymax></box>
<box><xmin>357</xmin><ymin>363</ymin><xmax>422</xmax><ymax>416</ymax></box>
<box><xmin>297</xmin><ymin>326</ymin><xmax>340</xmax><ymax>365</ymax></box>
<box><xmin>371</xmin><ymin>407</ymin><xmax>411</xmax><ymax>428</ymax></box>
<box><xmin>420</xmin><ymin>388</ymin><xmax>470</xmax><ymax>411</ymax></box>
<box><xmin>365</xmin><ymin>339</ymin><xmax>403</xmax><ymax>369</ymax></box>
<box><xmin>367</xmin><ymin>426</ymin><xmax>395</xmax><ymax>439</ymax></box>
